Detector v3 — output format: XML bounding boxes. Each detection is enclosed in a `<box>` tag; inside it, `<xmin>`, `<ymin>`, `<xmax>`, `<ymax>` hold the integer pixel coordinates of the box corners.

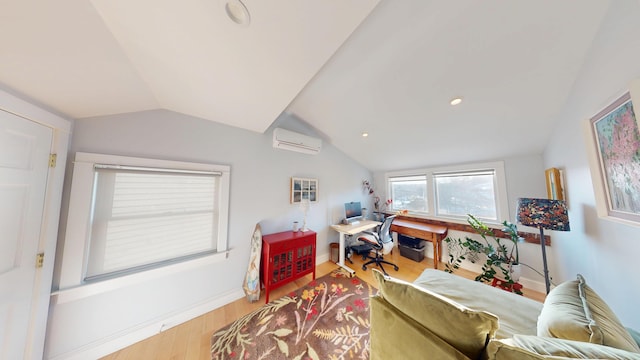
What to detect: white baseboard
<box><xmin>47</xmin><ymin>288</ymin><xmax>245</xmax><ymax>360</ymax></box>
<box><xmin>316</xmin><ymin>253</ymin><xmax>329</xmax><ymax>264</ymax></box>
<box><xmin>449</xmin><ymin>261</ymin><xmax>547</xmax><ymax>295</ymax></box>
<box><xmin>518</xmin><ymin>277</ymin><xmax>546</xmax><ymax>294</ymax></box>
<box><xmin>47</xmin><ymin>256</ymin><xmax>331</xmax><ymax>360</ymax></box>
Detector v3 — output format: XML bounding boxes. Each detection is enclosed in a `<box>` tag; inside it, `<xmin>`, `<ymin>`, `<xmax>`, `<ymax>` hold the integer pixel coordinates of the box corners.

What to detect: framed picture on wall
<box><xmin>584</xmin><ymin>90</ymin><xmax>640</xmax><ymax>226</ymax></box>
<box><xmin>545</xmin><ymin>167</ymin><xmax>565</xmax><ymax>201</ymax></box>
<box><xmin>290</xmin><ymin>177</ymin><xmax>318</xmax><ymax>204</ymax></box>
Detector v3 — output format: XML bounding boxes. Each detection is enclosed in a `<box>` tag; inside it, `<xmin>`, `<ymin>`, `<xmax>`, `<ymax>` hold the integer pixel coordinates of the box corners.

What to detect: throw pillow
<box><xmin>537</xmin><ymin>274</ymin><xmax>640</xmax><ymax>353</ymax></box>
<box><xmin>372</xmin><ymin>269</ymin><xmax>499</xmax><ymax>360</ymax></box>
<box><xmin>487</xmin><ymin>335</ymin><xmax>640</xmax><ymax>360</ymax></box>
<box><xmin>629</xmin><ymin>327</ymin><xmax>640</xmax><ymax>349</ymax></box>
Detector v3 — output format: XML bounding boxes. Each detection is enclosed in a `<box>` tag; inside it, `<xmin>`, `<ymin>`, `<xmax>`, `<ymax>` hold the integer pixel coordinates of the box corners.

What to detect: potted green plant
<box><xmin>444</xmin><ymin>214</ymin><xmax>524</xmax><ymax>294</ymax></box>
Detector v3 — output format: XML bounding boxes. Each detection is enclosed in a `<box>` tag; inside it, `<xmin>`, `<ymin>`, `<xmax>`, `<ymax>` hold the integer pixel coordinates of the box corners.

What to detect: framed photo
<box><xmin>545</xmin><ymin>167</ymin><xmax>565</xmax><ymax>201</ymax></box>
<box><xmin>585</xmin><ymin>91</ymin><xmax>640</xmax><ymax>226</ymax></box>
<box><xmin>290</xmin><ymin>177</ymin><xmax>318</xmax><ymax>204</ymax></box>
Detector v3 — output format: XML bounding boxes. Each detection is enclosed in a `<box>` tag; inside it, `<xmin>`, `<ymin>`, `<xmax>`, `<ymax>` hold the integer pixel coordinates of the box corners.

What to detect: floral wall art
<box><xmin>586</xmin><ymin>90</ymin><xmax>640</xmax><ymax>225</ymax></box>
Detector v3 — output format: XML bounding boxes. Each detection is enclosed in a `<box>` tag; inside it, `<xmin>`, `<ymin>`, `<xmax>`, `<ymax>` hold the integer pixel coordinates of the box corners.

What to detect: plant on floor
<box><xmin>444</xmin><ymin>214</ymin><xmax>524</xmax><ymax>294</ymax></box>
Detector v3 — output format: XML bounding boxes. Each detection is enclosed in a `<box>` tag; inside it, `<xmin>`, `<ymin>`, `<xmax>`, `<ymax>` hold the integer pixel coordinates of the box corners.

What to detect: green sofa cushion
<box><xmin>413</xmin><ymin>267</ymin><xmax>542</xmax><ymax>338</ymax></box>
<box><xmin>370</xmin><ymin>296</ymin><xmax>471</xmax><ymax>360</ymax></box>
<box><xmin>537</xmin><ymin>274</ymin><xmax>640</xmax><ymax>353</ymax></box>
<box><xmin>487</xmin><ymin>335</ymin><xmax>640</xmax><ymax>360</ymax></box>
<box><xmin>372</xmin><ymin>269</ymin><xmax>499</xmax><ymax>360</ymax></box>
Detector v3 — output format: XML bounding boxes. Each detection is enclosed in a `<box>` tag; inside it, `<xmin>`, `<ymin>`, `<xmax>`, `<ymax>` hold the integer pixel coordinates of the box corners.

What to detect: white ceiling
<box><xmin>0</xmin><ymin>0</ymin><xmax>612</xmax><ymax>172</ymax></box>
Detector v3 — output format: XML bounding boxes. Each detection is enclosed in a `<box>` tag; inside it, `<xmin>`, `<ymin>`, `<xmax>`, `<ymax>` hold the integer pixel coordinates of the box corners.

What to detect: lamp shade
<box><xmin>516</xmin><ymin>198</ymin><xmax>570</xmax><ymax>231</ymax></box>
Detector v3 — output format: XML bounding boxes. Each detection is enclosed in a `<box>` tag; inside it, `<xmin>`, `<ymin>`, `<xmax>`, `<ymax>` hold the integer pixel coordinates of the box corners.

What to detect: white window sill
<box><xmin>51</xmin><ymin>250</ymin><xmax>229</xmax><ymax>304</ymax></box>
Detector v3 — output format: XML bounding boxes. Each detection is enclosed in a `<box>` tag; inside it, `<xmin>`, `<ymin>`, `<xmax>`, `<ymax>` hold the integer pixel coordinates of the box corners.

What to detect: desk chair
<box><xmin>358</xmin><ymin>215</ymin><xmax>398</xmax><ymax>276</ymax></box>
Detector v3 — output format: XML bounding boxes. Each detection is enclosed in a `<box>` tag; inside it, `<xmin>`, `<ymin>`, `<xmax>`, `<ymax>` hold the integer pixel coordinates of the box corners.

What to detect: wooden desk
<box><xmin>390</xmin><ymin>219</ymin><xmax>448</xmax><ymax>269</ymax></box>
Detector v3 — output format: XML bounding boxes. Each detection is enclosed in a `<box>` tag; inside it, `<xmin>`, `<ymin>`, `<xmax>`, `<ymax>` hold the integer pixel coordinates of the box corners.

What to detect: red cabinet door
<box><xmin>261</xmin><ymin>230</ymin><xmax>316</xmax><ymax>303</ymax></box>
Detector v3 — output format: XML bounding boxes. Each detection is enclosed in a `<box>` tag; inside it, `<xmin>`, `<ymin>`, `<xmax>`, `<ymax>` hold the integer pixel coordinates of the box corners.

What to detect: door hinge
<box><xmin>49</xmin><ymin>153</ymin><xmax>57</xmax><ymax>168</ymax></box>
<box><xmin>36</xmin><ymin>253</ymin><xmax>44</xmax><ymax>268</ymax></box>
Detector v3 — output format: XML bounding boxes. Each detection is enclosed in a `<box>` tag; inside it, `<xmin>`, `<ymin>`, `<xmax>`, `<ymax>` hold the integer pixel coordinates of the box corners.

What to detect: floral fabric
<box><xmin>211</xmin><ymin>269</ymin><xmax>375</xmax><ymax>360</ymax></box>
<box><xmin>516</xmin><ymin>198</ymin><xmax>570</xmax><ymax>231</ymax></box>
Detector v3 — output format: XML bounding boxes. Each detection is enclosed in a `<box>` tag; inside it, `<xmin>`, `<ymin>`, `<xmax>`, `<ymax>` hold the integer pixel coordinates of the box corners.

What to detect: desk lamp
<box><xmin>516</xmin><ymin>198</ymin><xmax>570</xmax><ymax>294</ymax></box>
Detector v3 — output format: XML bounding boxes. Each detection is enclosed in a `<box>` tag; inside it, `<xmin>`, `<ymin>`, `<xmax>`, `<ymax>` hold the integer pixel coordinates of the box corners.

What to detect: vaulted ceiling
<box><xmin>0</xmin><ymin>0</ymin><xmax>612</xmax><ymax>171</ymax></box>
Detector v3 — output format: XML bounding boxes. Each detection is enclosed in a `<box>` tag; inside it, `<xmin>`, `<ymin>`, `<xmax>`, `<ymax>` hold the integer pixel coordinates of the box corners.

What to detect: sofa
<box><xmin>370</xmin><ymin>269</ymin><xmax>640</xmax><ymax>359</ymax></box>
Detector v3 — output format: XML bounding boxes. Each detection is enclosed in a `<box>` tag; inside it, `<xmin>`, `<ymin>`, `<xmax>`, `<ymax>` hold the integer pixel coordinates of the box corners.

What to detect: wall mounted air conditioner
<box><xmin>272</xmin><ymin>128</ymin><xmax>322</xmax><ymax>155</ymax></box>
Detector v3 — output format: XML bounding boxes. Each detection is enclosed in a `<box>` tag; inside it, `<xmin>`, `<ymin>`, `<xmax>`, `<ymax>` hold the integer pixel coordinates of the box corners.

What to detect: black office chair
<box><xmin>358</xmin><ymin>215</ymin><xmax>399</xmax><ymax>275</ymax></box>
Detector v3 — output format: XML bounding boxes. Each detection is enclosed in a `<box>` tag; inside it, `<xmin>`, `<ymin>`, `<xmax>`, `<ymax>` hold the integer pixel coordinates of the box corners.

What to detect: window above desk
<box><xmin>385</xmin><ymin>161</ymin><xmax>509</xmax><ymax>225</ymax></box>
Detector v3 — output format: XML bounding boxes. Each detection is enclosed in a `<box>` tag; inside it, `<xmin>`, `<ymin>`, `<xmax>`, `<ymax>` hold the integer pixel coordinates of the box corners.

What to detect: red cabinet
<box><xmin>261</xmin><ymin>230</ymin><xmax>316</xmax><ymax>303</ymax></box>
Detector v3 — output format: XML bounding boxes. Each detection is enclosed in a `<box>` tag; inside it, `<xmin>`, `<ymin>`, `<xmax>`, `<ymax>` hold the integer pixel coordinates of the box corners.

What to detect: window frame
<box><xmin>388</xmin><ymin>174</ymin><xmax>429</xmax><ymax>214</ymax></box>
<box><xmin>57</xmin><ymin>152</ymin><xmax>230</xmax><ymax>299</ymax></box>
<box><xmin>385</xmin><ymin>161</ymin><xmax>509</xmax><ymax>224</ymax></box>
<box><xmin>433</xmin><ymin>169</ymin><xmax>499</xmax><ymax>222</ymax></box>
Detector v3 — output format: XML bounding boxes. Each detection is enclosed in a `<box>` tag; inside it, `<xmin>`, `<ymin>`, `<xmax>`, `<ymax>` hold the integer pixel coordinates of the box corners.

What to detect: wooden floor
<box><xmin>100</xmin><ymin>250</ymin><xmax>545</xmax><ymax>360</ymax></box>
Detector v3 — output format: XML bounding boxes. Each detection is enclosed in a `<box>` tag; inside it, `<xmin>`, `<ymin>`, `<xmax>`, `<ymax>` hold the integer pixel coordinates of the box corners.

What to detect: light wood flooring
<box><xmin>101</xmin><ymin>249</ymin><xmax>545</xmax><ymax>360</ymax></box>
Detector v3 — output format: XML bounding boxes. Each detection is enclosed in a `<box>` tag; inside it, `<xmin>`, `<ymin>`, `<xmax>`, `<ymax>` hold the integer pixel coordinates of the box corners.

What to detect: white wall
<box><xmin>46</xmin><ymin>110</ymin><xmax>371</xmax><ymax>358</ymax></box>
<box><xmin>544</xmin><ymin>0</ymin><xmax>640</xmax><ymax>330</ymax></box>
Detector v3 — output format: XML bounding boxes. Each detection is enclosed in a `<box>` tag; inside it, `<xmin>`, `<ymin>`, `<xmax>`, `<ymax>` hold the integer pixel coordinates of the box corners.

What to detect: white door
<box><xmin>0</xmin><ymin>110</ymin><xmax>52</xmax><ymax>359</ymax></box>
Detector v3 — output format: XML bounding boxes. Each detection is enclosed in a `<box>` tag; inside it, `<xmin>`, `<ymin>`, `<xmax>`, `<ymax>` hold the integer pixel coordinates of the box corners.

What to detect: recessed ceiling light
<box><xmin>450</xmin><ymin>97</ymin><xmax>463</xmax><ymax>106</ymax></box>
<box><xmin>225</xmin><ymin>0</ymin><xmax>251</xmax><ymax>26</ymax></box>
<box><xmin>362</xmin><ymin>132</ymin><xmax>369</xmax><ymax>137</ymax></box>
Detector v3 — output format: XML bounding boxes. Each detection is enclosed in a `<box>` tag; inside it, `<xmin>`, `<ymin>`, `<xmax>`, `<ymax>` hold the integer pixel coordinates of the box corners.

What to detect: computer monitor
<box><xmin>344</xmin><ymin>202</ymin><xmax>363</xmax><ymax>223</ymax></box>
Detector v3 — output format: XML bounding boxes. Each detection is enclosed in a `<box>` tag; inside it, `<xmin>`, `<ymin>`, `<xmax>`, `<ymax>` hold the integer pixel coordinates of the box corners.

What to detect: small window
<box><xmin>389</xmin><ymin>175</ymin><xmax>428</xmax><ymax>213</ymax></box>
<box><xmin>434</xmin><ymin>170</ymin><xmax>497</xmax><ymax>221</ymax></box>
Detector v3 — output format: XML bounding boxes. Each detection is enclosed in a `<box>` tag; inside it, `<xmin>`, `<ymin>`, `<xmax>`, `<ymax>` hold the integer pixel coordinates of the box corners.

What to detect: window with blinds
<box><xmin>434</xmin><ymin>169</ymin><xmax>497</xmax><ymax>220</ymax></box>
<box><xmin>85</xmin><ymin>167</ymin><xmax>220</xmax><ymax>280</ymax></box>
<box><xmin>59</xmin><ymin>153</ymin><xmax>230</xmax><ymax>290</ymax></box>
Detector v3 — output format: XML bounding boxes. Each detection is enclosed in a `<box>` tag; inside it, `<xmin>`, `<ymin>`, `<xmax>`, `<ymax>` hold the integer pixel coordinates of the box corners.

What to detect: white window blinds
<box><xmin>86</xmin><ymin>166</ymin><xmax>220</xmax><ymax>280</ymax></box>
